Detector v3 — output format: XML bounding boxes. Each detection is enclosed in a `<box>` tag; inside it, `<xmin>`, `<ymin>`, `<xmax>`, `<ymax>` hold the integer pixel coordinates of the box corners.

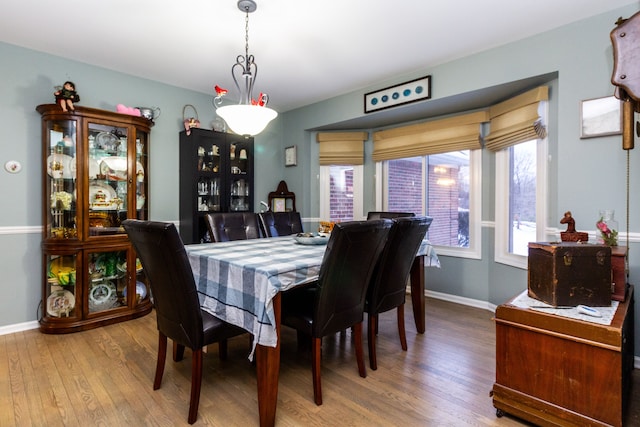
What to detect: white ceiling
<box><xmin>1</xmin><ymin>0</ymin><xmax>637</xmax><ymax>114</ymax></box>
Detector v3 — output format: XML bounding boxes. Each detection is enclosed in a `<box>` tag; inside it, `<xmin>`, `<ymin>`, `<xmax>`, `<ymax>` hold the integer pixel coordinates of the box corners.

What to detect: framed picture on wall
<box><xmin>580</xmin><ymin>96</ymin><xmax>622</xmax><ymax>138</ymax></box>
<box><xmin>285</xmin><ymin>146</ymin><xmax>297</xmax><ymax>166</ymax></box>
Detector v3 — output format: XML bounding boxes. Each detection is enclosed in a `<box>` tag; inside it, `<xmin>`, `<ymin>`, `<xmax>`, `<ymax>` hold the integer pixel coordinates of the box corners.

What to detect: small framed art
<box><xmin>272</xmin><ymin>198</ymin><xmax>286</xmax><ymax>212</ymax></box>
<box><xmin>285</xmin><ymin>145</ymin><xmax>297</xmax><ymax>166</ymax></box>
<box><xmin>580</xmin><ymin>96</ymin><xmax>622</xmax><ymax>138</ymax></box>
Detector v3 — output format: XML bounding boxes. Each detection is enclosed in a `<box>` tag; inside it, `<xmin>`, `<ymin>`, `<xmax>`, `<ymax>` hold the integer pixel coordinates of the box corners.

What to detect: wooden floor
<box><xmin>1</xmin><ymin>297</ymin><xmax>638</xmax><ymax>426</ymax></box>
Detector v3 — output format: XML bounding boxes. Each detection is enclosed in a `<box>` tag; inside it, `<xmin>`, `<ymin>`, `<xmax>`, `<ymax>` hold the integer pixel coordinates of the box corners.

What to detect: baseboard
<box><xmin>425</xmin><ymin>289</ymin><xmax>498</xmax><ymax>311</ymax></box>
<box><xmin>0</xmin><ymin>320</ymin><xmax>39</xmax><ymax>336</ymax></box>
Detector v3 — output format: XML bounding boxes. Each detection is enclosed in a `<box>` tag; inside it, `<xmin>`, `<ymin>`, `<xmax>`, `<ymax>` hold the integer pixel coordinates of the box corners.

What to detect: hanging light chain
<box><xmin>245</xmin><ymin>7</ymin><xmax>250</xmax><ymax>60</ymax></box>
<box><xmin>240</xmin><ymin>3</ymin><xmax>255</xmax><ymax>79</ymax></box>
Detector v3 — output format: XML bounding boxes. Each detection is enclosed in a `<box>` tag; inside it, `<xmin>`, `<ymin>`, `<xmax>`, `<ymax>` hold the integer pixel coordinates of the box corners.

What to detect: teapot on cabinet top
<box><xmin>136</xmin><ymin>106</ymin><xmax>161</xmax><ymax>121</ymax></box>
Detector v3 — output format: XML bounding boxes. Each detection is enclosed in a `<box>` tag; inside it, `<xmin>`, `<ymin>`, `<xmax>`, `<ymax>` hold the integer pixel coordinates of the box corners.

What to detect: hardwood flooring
<box><xmin>1</xmin><ymin>297</ymin><xmax>638</xmax><ymax>426</ymax></box>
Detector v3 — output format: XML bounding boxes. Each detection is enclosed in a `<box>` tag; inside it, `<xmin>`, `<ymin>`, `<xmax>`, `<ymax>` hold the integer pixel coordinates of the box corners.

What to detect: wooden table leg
<box><xmin>409</xmin><ymin>255</ymin><xmax>425</xmax><ymax>333</ymax></box>
<box><xmin>255</xmin><ymin>292</ymin><xmax>281</xmax><ymax>427</ymax></box>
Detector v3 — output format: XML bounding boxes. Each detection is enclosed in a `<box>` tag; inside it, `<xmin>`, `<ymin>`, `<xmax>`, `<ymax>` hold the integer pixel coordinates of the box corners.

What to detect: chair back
<box><xmin>258</xmin><ymin>211</ymin><xmax>303</xmax><ymax>237</ymax></box>
<box><xmin>366</xmin><ymin>216</ymin><xmax>432</xmax><ymax>315</ymax></box>
<box><xmin>205</xmin><ymin>212</ymin><xmax>261</xmax><ymax>242</ymax></box>
<box><xmin>122</xmin><ymin>219</ymin><xmax>205</xmax><ymax>350</ymax></box>
<box><xmin>366</xmin><ymin>211</ymin><xmax>416</xmax><ymax>220</ymax></box>
<box><xmin>312</xmin><ymin>219</ymin><xmax>392</xmax><ymax>337</ymax></box>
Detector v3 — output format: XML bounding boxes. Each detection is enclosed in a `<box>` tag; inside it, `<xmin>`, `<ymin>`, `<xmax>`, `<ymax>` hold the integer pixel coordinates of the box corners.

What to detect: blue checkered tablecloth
<box><xmin>186</xmin><ymin>235</ymin><xmax>439</xmax><ymax>358</ymax></box>
<box><xmin>417</xmin><ymin>238</ymin><xmax>440</xmax><ymax>268</ymax></box>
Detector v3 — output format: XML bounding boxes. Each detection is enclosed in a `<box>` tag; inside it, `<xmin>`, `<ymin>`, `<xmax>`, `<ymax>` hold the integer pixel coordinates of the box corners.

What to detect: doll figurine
<box><xmin>54</xmin><ymin>81</ymin><xmax>80</xmax><ymax>112</ymax></box>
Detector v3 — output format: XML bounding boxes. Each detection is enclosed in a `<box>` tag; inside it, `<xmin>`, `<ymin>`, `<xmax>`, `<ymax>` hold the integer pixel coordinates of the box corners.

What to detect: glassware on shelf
<box><xmin>198</xmin><ymin>196</ymin><xmax>208</xmax><ymax>212</ymax></box>
<box><xmin>136</xmin><ymin>138</ymin><xmax>143</xmax><ymax>156</ymax></box>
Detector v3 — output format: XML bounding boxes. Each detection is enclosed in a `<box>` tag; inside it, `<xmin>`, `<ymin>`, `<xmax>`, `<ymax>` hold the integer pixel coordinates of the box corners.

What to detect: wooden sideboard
<box><xmin>492</xmin><ymin>286</ymin><xmax>634</xmax><ymax>426</ymax></box>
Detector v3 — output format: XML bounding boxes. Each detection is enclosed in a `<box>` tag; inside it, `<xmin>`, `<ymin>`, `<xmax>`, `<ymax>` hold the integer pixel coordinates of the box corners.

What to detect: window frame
<box><xmin>319</xmin><ymin>164</ymin><xmax>364</xmax><ymax>221</ymax></box>
<box><xmin>375</xmin><ymin>149</ymin><xmax>482</xmax><ymax>259</ymax></box>
<box><xmin>494</xmin><ymin>122</ymin><xmax>548</xmax><ymax>269</ymax></box>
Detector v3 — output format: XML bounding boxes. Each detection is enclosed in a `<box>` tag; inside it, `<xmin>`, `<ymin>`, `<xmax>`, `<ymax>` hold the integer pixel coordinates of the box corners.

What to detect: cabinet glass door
<box><xmin>129</xmin><ymin>254</ymin><xmax>149</xmax><ymax>307</ymax></box>
<box><xmin>135</xmin><ymin>131</ymin><xmax>149</xmax><ymax>220</ymax></box>
<box><xmin>229</xmin><ymin>141</ymin><xmax>251</xmax><ymax>212</ymax></box>
<box><xmin>196</xmin><ymin>142</ymin><xmax>222</xmax><ymax>213</ymax></box>
<box><xmin>87</xmin><ymin>249</ymin><xmax>128</xmax><ymax>314</ymax></box>
<box><xmin>46</xmin><ymin>120</ymin><xmax>78</xmax><ymax>239</ymax></box>
<box><xmin>87</xmin><ymin>123</ymin><xmax>128</xmax><ymax>236</ymax></box>
<box><xmin>45</xmin><ymin>252</ymin><xmax>79</xmax><ymax>319</ymax></box>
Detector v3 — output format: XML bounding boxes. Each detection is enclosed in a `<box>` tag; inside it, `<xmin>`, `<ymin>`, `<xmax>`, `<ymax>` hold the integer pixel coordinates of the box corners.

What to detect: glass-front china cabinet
<box><xmin>179</xmin><ymin>128</ymin><xmax>254</xmax><ymax>244</ymax></box>
<box><xmin>37</xmin><ymin>104</ymin><xmax>153</xmax><ymax>333</ymax></box>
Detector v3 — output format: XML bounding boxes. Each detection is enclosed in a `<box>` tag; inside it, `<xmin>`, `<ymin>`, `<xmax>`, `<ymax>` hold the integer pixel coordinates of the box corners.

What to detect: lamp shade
<box><xmin>217</xmin><ymin>104</ymin><xmax>278</xmax><ymax>136</ymax></box>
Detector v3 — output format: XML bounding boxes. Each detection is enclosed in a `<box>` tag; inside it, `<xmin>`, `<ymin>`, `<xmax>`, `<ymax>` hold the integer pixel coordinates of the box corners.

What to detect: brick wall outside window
<box><xmin>329</xmin><ymin>169</ymin><xmax>354</xmax><ymax>222</ymax></box>
<box><xmin>387</xmin><ymin>158</ymin><xmax>466</xmax><ymax>247</ymax></box>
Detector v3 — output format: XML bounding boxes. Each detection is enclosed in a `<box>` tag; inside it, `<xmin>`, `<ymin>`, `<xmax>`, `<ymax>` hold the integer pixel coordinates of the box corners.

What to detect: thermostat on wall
<box><xmin>4</xmin><ymin>160</ymin><xmax>22</xmax><ymax>173</ymax></box>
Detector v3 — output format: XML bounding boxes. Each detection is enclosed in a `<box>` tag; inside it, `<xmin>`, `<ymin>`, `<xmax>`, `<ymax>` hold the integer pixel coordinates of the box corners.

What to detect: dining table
<box><xmin>186</xmin><ymin>235</ymin><xmax>439</xmax><ymax>426</ymax></box>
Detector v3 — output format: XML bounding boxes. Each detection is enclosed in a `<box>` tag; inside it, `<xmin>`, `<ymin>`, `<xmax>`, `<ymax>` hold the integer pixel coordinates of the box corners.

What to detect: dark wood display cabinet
<box><xmin>179</xmin><ymin>128</ymin><xmax>254</xmax><ymax>244</ymax></box>
<box><xmin>492</xmin><ymin>286</ymin><xmax>634</xmax><ymax>426</ymax></box>
<box><xmin>37</xmin><ymin>104</ymin><xmax>153</xmax><ymax>333</ymax></box>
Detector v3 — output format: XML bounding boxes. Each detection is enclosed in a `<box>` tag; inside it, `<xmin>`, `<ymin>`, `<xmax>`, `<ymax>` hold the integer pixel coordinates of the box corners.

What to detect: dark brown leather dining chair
<box><xmin>204</xmin><ymin>212</ymin><xmax>261</xmax><ymax>242</ymax></box>
<box><xmin>281</xmin><ymin>219</ymin><xmax>393</xmax><ymax>405</ymax></box>
<box><xmin>258</xmin><ymin>211</ymin><xmax>303</xmax><ymax>237</ymax></box>
<box><xmin>365</xmin><ymin>216</ymin><xmax>432</xmax><ymax>370</ymax></box>
<box><xmin>122</xmin><ymin>219</ymin><xmax>245</xmax><ymax>424</ymax></box>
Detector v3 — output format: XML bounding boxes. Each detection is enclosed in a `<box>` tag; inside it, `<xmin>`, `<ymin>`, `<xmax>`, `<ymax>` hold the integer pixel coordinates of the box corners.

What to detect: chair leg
<box><xmin>397</xmin><ymin>304</ymin><xmax>407</xmax><ymax>351</ymax></box>
<box><xmin>173</xmin><ymin>340</ymin><xmax>186</xmax><ymax>362</ymax></box>
<box><xmin>188</xmin><ymin>348</ymin><xmax>204</xmax><ymax>424</ymax></box>
<box><xmin>311</xmin><ymin>336</ymin><xmax>323</xmax><ymax>405</ymax></box>
<box><xmin>368</xmin><ymin>313</ymin><xmax>378</xmax><ymax>370</ymax></box>
<box><xmin>353</xmin><ymin>322</ymin><xmax>366</xmax><ymax>378</ymax></box>
<box><xmin>218</xmin><ymin>339</ymin><xmax>228</xmax><ymax>360</ymax></box>
<box><xmin>154</xmin><ymin>332</ymin><xmax>167</xmax><ymax>390</ymax></box>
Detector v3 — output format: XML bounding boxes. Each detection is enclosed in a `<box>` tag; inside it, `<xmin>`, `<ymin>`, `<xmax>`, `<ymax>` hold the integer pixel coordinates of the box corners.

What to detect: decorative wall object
<box><xmin>364</xmin><ymin>75</ymin><xmax>431</xmax><ymax>113</ymax></box>
<box><xmin>580</xmin><ymin>96</ymin><xmax>622</xmax><ymax>138</ymax></box>
<box><xmin>285</xmin><ymin>145</ymin><xmax>297</xmax><ymax>166</ymax></box>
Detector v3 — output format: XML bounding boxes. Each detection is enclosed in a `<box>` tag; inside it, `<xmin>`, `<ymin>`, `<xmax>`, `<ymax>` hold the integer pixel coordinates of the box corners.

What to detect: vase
<box><xmin>597</xmin><ymin>209</ymin><xmax>619</xmax><ymax>246</ymax></box>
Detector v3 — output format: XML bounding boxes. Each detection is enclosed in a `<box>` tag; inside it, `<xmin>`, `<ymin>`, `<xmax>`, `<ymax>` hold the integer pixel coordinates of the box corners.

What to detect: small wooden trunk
<box><xmin>528</xmin><ymin>242</ymin><xmax>611</xmax><ymax>307</ymax></box>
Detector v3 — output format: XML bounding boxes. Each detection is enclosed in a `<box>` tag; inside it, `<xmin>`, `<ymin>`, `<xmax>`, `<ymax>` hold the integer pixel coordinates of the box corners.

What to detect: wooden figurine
<box><xmin>559</xmin><ymin>211</ymin><xmax>589</xmax><ymax>242</ymax></box>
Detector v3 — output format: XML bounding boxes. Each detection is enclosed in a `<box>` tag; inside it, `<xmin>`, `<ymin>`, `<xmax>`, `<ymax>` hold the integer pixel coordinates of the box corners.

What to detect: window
<box><xmin>316</xmin><ymin>131</ymin><xmax>367</xmax><ymax>222</ymax></box>
<box><xmin>319</xmin><ymin>165</ymin><xmax>363</xmax><ymax>222</ymax></box>
<box><xmin>495</xmin><ymin>135</ymin><xmax>547</xmax><ymax>268</ymax></box>
<box><xmin>377</xmin><ymin>149</ymin><xmax>482</xmax><ymax>258</ymax></box>
<box><xmin>487</xmin><ymin>87</ymin><xmax>549</xmax><ymax>268</ymax></box>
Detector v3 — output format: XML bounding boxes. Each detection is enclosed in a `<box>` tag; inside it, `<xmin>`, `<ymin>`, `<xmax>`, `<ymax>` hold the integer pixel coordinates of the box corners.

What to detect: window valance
<box><xmin>316</xmin><ymin>131</ymin><xmax>368</xmax><ymax>165</ymax></box>
<box><xmin>372</xmin><ymin>111</ymin><xmax>488</xmax><ymax>162</ymax></box>
<box><xmin>484</xmin><ymin>86</ymin><xmax>548</xmax><ymax>151</ymax></box>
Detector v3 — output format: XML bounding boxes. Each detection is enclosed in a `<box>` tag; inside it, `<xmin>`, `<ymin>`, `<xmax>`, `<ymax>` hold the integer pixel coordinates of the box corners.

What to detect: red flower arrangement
<box><xmin>596</xmin><ymin>217</ymin><xmax>618</xmax><ymax>246</ymax></box>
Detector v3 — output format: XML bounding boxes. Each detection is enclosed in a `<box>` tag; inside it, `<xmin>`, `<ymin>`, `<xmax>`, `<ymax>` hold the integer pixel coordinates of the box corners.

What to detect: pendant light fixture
<box><xmin>214</xmin><ymin>0</ymin><xmax>277</xmax><ymax>137</ymax></box>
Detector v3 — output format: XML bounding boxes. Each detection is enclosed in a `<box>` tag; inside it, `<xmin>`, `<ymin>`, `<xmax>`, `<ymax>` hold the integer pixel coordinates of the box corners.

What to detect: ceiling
<box><xmin>1</xmin><ymin>1</ymin><xmax>637</xmax><ymax>122</ymax></box>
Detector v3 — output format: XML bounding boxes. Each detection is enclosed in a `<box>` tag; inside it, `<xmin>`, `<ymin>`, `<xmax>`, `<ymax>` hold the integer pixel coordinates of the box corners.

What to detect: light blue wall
<box><xmin>279</xmin><ymin>4</ymin><xmax>640</xmax><ymax>310</ymax></box>
<box><xmin>0</xmin><ymin>42</ymin><xmax>285</xmax><ymax>329</ymax></box>
<box><xmin>1</xmin><ymin>5</ymin><xmax>638</xmax><ymax>353</ymax></box>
